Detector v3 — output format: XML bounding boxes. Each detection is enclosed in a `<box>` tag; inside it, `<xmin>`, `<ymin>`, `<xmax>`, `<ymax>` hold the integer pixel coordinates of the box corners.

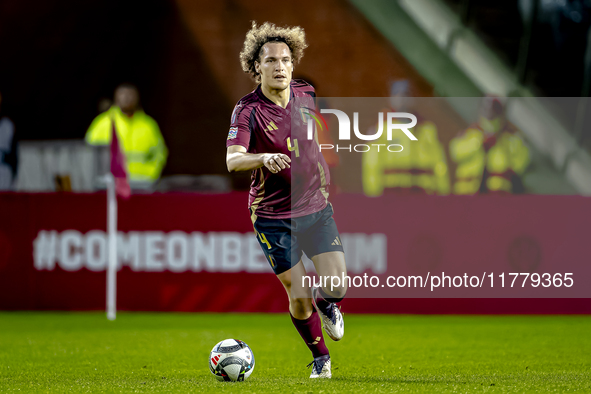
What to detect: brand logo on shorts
<box><xmin>331</xmin><ymin>236</ymin><xmax>342</xmax><ymax>246</ymax></box>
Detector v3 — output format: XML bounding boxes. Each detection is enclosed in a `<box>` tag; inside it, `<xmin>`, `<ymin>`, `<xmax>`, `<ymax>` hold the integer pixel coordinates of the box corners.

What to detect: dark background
<box><xmin>2</xmin><ymin>0</ymin><xmax>590</xmax><ymax>178</ymax></box>
<box><xmin>0</xmin><ymin>0</ymin><xmax>432</xmax><ymax>178</ymax></box>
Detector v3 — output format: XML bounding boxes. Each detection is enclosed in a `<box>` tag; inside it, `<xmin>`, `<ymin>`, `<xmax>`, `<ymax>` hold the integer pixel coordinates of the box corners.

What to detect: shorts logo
<box><xmin>228</xmin><ymin>127</ymin><xmax>238</xmax><ymax>140</ymax></box>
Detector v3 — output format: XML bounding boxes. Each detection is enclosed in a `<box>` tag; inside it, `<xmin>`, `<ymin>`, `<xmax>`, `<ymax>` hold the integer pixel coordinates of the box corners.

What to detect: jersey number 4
<box><xmin>257</xmin><ymin>231</ymin><xmax>271</xmax><ymax>249</ymax></box>
<box><xmin>287</xmin><ymin>137</ymin><xmax>300</xmax><ymax>158</ymax></box>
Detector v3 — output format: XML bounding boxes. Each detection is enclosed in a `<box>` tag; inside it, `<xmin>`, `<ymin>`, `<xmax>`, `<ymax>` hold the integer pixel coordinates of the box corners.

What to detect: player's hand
<box><xmin>262</xmin><ymin>153</ymin><xmax>291</xmax><ymax>173</ymax></box>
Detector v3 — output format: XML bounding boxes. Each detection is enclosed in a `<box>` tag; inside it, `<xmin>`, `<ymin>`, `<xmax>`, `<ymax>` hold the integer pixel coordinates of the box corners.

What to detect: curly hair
<box><xmin>240</xmin><ymin>21</ymin><xmax>308</xmax><ymax>84</ymax></box>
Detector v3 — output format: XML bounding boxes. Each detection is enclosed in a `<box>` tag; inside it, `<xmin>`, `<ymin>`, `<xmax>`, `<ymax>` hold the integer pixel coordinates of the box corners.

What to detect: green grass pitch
<box><xmin>0</xmin><ymin>312</ymin><xmax>590</xmax><ymax>393</ymax></box>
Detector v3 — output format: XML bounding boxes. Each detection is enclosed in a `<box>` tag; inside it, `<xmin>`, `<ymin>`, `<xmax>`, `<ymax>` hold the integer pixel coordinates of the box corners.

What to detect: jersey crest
<box><xmin>299</xmin><ymin>107</ymin><xmax>310</xmax><ymax>124</ymax></box>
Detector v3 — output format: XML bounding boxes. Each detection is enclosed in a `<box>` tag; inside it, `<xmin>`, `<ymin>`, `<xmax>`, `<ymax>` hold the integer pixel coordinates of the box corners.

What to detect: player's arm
<box><xmin>226</xmin><ymin>145</ymin><xmax>291</xmax><ymax>174</ymax></box>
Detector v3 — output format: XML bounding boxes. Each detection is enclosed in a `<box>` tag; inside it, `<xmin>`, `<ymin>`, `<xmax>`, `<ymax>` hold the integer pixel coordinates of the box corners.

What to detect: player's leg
<box><xmin>276</xmin><ymin>259</ymin><xmax>313</xmax><ymax>319</ymax></box>
<box><xmin>302</xmin><ymin>204</ymin><xmax>347</xmax><ymax>341</ymax></box>
<box><xmin>276</xmin><ymin>257</ymin><xmax>331</xmax><ymax>378</ymax></box>
<box><xmin>310</xmin><ymin>251</ymin><xmax>346</xmax><ymax>341</ymax></box>
<box><xmin>312</xmin><ymin>251</ymin><xmax>348</xmax><ymax>301</ymax></box>
<box><xmin>252</xmin><ymin>215</ymin><xmax>331</xmax><ymax>378</ymax></box>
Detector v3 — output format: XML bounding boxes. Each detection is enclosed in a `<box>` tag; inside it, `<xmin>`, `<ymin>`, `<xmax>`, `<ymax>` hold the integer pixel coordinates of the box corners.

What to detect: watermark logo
<box><xmin>303</xmin><ymin>108</ymin><xmax>417</xmax><ymax>152</ymax></box>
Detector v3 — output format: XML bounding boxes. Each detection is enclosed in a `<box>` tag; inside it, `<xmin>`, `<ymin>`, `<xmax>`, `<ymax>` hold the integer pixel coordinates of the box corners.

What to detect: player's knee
<box><xmin>296</xmin><ymin>294</ymin><xmax>312</xmax><ymax>309</ymax></box>
<box><xmin>290</xmin><ymin>296</ymin><xmax>313</xmax><ymax>315</ymax></box>
<box><xmin>320</xmin><ymin>286</ymin><xmax>347</xmax><ymax>303</ymax></box>
<box><xmin>332</xmin><ymin>287</ymin><xmax>347</xmax><ymax>301</ymax></box>
<box><xmin>332</xmin><ymin>281</ymin><xmax>348</xmax><ymax>299</ymax></box>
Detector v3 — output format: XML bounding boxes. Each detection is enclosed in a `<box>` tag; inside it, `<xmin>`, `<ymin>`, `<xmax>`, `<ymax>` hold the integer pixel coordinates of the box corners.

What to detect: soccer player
<box><xmin>226</xmin><ymin>22</ymin><xmax>347</xmax><ymax>379</ymax></box>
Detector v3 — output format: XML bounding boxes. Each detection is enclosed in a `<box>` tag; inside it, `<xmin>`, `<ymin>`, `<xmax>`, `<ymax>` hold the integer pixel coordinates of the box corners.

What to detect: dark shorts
<box><xmin>252</xmin><ymin>204</ymin><xmax>344</xmax><ymax>275</ymax></box>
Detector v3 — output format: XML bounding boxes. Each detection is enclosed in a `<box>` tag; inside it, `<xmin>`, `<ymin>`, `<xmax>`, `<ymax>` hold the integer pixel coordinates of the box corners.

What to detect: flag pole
<box><xmin>106</xmin><ymin>119</ymin><xmax>129</xmax><ymax>321</ymax></box>
<box><xmin>106</xmin><ymin>172</ymin><xmax>117</xmax><ymax>320</ymax></box>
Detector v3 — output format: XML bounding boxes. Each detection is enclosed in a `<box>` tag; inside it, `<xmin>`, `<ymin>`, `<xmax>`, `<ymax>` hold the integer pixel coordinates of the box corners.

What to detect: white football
<box><xmin>209</xmin><ymin>339</ymin><xmax>255</xmax><ymax>382</ymax></box>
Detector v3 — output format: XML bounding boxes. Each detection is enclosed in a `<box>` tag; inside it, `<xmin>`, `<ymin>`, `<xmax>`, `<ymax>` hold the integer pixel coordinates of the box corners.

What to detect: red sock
<box><xmin>290</xmin><ymin>311</ymin><xmax>329</xmax><ymax>359</ymax></box>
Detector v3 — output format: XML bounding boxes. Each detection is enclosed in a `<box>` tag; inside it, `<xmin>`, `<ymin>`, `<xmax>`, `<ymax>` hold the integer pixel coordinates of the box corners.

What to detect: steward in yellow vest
<box><xmin>362</xmin><ymin>118</ymin><xmax>450</xmax><ymax>196</ymax></box>
<box><xmin>449</xmin><ymin>98</ymin><xmax>529</xmax><ymax>194</ymax></box>
<box><xmin>85</xmin><ymin>84</ymin><xmax>168</xmax><ymax>184</ymax></box>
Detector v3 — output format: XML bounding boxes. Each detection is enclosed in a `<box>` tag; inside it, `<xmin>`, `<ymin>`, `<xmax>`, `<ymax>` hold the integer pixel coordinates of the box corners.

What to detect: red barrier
<box><xmin>0</xmin><ymin>192</ymin><xmax>589</xmax><ymax>313</ymax></box>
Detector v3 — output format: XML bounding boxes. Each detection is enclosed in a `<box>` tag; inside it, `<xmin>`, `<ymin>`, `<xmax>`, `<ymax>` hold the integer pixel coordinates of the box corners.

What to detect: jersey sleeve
<box><xmin>226</xmin><ymin>100</ymin><xmax>252</xmax><ymax>149</ymax></box>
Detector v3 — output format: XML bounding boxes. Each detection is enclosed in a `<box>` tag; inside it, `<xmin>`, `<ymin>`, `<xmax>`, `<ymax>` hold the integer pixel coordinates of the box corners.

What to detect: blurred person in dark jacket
<box><xmin>0</xmin><ymin>91</ymin><xmax>17</xmax><ymax>190</ymax></box>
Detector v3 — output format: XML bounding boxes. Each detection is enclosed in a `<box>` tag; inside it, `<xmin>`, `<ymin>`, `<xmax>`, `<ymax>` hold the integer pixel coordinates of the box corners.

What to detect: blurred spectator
<box><xmin>362</xmin><ymin>81</ymin><xmax>450</xmax><ymax>196</ymax></box>
<box><xmin>449</xmin><ymin>97</ymin><xmax>530</xmax><ymax>194</ymax></box>
<box><xmin>0</xmin><ymin>91</ymin><xmax>17</xmax><ymax>190</ymax></box>
<box><xmin>518</xmin><ymin>0</ymin><xmax>591</xmax><ymax>95</ymax></box>
<box><xmin>85</xmin><ymin>84</ymin><xmax>168</xmax><ymax>189</ymax></box>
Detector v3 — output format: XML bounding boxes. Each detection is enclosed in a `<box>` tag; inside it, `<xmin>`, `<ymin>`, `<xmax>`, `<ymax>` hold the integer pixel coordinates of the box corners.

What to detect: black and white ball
<box><xmin>209</xmin><ymin>339</ymin><xmax>255</xmax><ymax>382</ymax></box>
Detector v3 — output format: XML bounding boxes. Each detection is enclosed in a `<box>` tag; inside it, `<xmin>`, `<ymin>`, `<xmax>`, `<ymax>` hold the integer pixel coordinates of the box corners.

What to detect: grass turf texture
<box><xmin>0</xmin><ymin>313</ymin><xmax>589</xmax><ymax>393</ymax></box>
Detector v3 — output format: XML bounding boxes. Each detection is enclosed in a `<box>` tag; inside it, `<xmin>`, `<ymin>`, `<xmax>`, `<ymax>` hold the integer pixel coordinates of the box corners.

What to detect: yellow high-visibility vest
<box><xmin>362</xmin><ymin>120</ymin><xmax>450</xmax><ymax>196</ymax></box>
<box><xmin>449</xmin><ymin>124</ymin><xmax>529</xmax><ymax>194</ymax></box>
<box><xmin>85</xmin><ymin>106</ymin><xmax>168</xmax><ymax>182</ymax></box>
<box><xmin>449</xmin><ymin>127</ymin><xmax>485</xmax><ymax>195</ymax></box>
<box><xmin>485</xmin><ymin>131</ymin><xmax>530</xmax><ymax>192</ymax></box>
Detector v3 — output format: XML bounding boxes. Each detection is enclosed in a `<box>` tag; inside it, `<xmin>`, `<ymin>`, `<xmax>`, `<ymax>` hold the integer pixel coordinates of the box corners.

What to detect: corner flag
<box><xmin>110</xmin><ymin>122</ymin><xmax>130</xmax><ymax>199</ymax></box>
<box><xmin>106</xmin><ymin>121</ymin><xmax>129</xmax><ymax>320</ymax></box>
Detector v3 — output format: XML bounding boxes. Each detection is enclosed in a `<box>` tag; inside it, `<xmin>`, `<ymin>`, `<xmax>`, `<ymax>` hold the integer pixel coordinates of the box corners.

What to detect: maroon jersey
<box><xmin>227</xmin><ymin>79</ymin><xmax>330</xmax><ymax>219</ymax></box>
